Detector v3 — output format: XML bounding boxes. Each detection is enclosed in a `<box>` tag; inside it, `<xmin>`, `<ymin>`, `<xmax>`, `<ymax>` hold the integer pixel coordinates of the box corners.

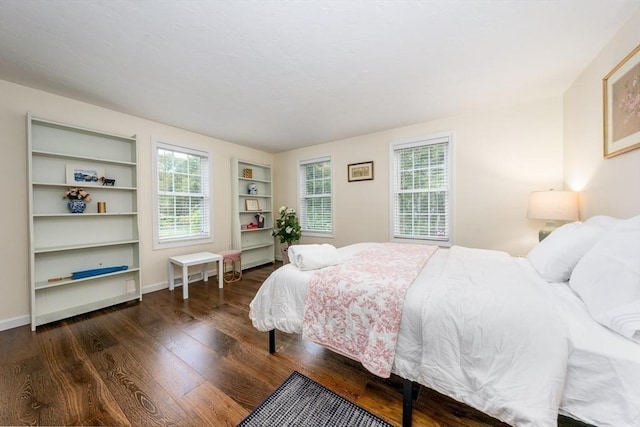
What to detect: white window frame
<box><xmin>298</xmin><ymin>155</ymin><xmax>334</xmax><ymax>238</ymax></box>
<box><xmin>151</xmin><ymin>138</ymin><xmax>214</xmax><ymax>249</ymax></box>
<box><xmin>389</xmin><ymin>132</ymin><xmax>453</xmax><ymax>246</ymax></box>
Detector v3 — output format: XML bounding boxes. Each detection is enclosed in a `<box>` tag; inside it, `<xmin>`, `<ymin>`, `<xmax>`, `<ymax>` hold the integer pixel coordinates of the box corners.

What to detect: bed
<box><xmin>249</xmin><ymin>215</ymin><xmax>640</xmax><ymax>427</ymax></box>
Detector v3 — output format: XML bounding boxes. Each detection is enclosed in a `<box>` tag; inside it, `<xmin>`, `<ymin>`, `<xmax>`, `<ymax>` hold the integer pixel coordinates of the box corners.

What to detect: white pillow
<box><xmin>569</xmin><ymin>215</ymin><xmax>640</xmax><ymax>342</ymax></box>
<box><xmin>527</xmin><ymin>222</ymin><xmax>605</xmax><ymax>282</ymax></box>
<box><xmin>287</xmin><ymin>244</ymin><xmax>340</xmax><ymax>271</ymax></box>
<box><xmin>583</xmin><ymin>215</ymin><xmax>623</xmax><ymax>231</ymax></box>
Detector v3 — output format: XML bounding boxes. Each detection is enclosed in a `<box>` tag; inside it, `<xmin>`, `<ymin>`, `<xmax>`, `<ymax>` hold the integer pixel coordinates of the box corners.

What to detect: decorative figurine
<box><xmin>100</xmin><ymin>177</ymin><xmax>116</xmax><ymax>186</ymax></box>
<box><xmin>255</xmin><ymin>212</ymin><xmax>265</xmax><ymax>228</ymax></box>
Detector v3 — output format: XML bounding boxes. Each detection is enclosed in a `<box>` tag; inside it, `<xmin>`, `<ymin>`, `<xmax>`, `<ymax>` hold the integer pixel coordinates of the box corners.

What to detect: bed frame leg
<box><xmin>269</xmin><ymin>329</ymin><xmax>275</xmax><ymax>354</ymax></box>
<box><xmin>402</xmin><ymin>378</ymin><xmax>414</xmax><ymax>427</ymax></box>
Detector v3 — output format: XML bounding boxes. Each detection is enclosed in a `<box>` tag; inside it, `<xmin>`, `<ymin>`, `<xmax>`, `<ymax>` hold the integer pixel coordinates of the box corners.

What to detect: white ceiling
<box><xmin>0</xmin><ymin>1</ymin><xmax>638</xmax><ymax>153</ymax></box>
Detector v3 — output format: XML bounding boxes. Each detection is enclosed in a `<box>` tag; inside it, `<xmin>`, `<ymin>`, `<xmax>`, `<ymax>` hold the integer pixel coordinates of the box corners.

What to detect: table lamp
<box><xmin>527</xmin><ymin>190</ymin><xmax>578</xmax><ymax>241</ymax></box>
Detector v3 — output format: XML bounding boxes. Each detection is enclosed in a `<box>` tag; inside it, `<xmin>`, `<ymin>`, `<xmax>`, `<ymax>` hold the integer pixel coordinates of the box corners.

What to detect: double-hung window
<box><xmin>391</xmin><ymin>133</ymin><xmax>452</xmax><ymax>244</ymax></box>
<box><xmin>298</xmin><ymin>156</ymin><xmax>333</xmax><ymax>236</ymax></box>
<box><xmin>152</xmin><ymin>139</ymin><xmax>213</xmax><ymax>249</ymax></box>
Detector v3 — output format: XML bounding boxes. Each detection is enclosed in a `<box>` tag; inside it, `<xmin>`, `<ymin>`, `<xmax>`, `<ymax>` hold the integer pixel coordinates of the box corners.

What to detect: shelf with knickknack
<box><xmin>231</xmin><ymin>158</ymin><xmax>275</xmax><ymax>269</ymax></box>
<box><xmin>27</xmin><ymin>113</ymin><xmax>141</xmax><ymax>331</ymax></box>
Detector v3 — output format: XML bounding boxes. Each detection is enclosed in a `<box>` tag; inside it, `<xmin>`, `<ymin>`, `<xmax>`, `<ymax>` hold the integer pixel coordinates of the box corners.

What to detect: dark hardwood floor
<box><xmin>0</xmin><ymin>263</ymin><xmax>590</xmax><ymax>426</ymax></box>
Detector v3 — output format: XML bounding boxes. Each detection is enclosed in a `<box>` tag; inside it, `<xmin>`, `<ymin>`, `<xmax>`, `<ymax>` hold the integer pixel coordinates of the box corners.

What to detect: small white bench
<box><xmin>168</xmin><ymin>252</ymin><xmax>223</xmax><ymax>299</ymax></box>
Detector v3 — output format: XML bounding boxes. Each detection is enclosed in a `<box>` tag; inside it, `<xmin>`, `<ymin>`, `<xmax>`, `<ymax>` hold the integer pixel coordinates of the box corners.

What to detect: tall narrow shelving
<box><xmin>28</xmin><ymin>114</ymin><xmax>141</xmax><ymax>331</ymax></box>
<box><xmin>231</xmin><ymin>158</ymin><xmax>275</xmax><ymax>269</ymax></box>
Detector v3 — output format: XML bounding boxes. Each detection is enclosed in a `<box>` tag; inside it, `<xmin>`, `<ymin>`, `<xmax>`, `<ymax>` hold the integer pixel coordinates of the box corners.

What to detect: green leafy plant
<box><xmin>272</xmin><ymin>206</ymin><xmax>301</xmax><ymax>247</ymax></box>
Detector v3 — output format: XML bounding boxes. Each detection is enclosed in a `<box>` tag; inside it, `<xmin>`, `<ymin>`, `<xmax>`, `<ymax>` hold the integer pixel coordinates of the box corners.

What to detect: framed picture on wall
<box><xmin>347</xmin><ymin>161</ymin><xmax>374</xmax><ymax>182</ymax></box>
<box><xmin>603</xmin><ymin>44</ymin><xmax>640</xmax><ymax>158</ymax></box>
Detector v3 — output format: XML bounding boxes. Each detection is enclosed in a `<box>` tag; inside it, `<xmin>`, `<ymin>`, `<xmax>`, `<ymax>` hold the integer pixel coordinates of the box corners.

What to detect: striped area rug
<box><xmin>238</xmin><ymin>371</ymin><xmax>392</xmax><ymax>427</ymax></box>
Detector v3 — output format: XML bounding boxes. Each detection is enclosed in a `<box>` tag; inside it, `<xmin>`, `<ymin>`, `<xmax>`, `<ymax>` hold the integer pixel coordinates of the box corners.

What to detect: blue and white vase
<box><xmin>67</xmin><ymin>199</ymin><xmax>86</xmax><ymax>214</ymax></box>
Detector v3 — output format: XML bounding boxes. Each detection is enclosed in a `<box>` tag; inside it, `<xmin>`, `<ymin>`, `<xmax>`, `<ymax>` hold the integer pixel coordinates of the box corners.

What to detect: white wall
<box><xmin>274</xmin><ymin>97</ymin><xmax>564</xmax><ymax>257</ymax></box>
<box><xmin>0</xmin><ymin>80</ymin><xmax>273</xmax><ymax>330</ymax></box>
<box><xmin>564</xmin><ymin>10</ymin><xmax>640</xmax><ymax>218</ymax></box>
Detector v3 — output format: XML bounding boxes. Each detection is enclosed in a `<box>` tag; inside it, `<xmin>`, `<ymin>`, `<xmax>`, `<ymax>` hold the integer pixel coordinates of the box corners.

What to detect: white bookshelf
<box><xmin>231</xmin><ymin>158</ymin><xmax>275</xmax><ymax>269</ymax></box>
<box><xmin>27</xmin><ymin>114</ymin><xmax>141</xmax><ymax>330</ymax></box>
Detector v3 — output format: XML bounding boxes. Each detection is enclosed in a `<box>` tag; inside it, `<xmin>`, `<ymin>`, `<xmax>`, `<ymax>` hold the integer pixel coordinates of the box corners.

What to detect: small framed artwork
<box><xmin>348</xmin><ymin>161</ymin><xmax>374</xmax><ymax>182</ymax></box>
<box><xmin>603</xmin><ymin>44</ymin><xmax>640</xmax><ymax>158</ymax></box>
<box><xmin>66</xmin><ymin>164</ymin><xmax>105</xmax><ymax>186</ymax></box>
<box><xmin>245</xmin><ymin>198</ymin><xmax>260</xmax><ymax>211</ymax></box>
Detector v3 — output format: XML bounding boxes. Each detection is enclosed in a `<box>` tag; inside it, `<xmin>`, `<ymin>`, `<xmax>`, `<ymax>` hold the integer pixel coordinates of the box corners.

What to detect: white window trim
<box><xmin>388</xmin><ymin>131</ymin><xmax>454</xmax><ymax>246</ymax></box>
<box><xmin>151</xmin><ymin>137</ymin><xmax>214</xmax><ymax>250</ymax></box>
<box><xmin>298</xmin><ymin>154</ymin><xmax>335</xmax><ymax>238</ymax></box>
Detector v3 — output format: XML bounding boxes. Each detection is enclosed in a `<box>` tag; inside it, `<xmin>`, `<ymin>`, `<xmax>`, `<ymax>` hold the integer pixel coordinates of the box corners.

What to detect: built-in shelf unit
<box><xmin>231</xmin><ymin>158</ymin><xmax>275</xmax><ymax>269</ymax></box>
<box><xmin>27</xmin><ymin>113</ymin><xmax>141</xmax><ymax>330</ymax></box>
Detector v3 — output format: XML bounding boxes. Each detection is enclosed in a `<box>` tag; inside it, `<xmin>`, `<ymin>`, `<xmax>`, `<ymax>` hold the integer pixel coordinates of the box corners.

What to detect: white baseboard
<box><xmin>1</xmin><ymin>270</ymin><xmax>221</xmax><ymax>331</ymax></box>
<box><xmin>142</xmin><ymin>281</ymin><xmax>169</xmax><ymax>294</ymax></box>
<box><xmin>0</xmin><ymin>314</ymin><xmax>30</xmax><ymax>331</ymax></box>
<box><xmin>143</xmin><ymin>269</ymin><xmax>220</xmax><ymax>295</ymax></box>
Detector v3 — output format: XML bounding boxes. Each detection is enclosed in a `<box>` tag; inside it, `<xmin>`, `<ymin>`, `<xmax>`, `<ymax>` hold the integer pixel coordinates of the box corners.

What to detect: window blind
<box><xmin>392</xmin><ymin>135</ymin><xmax>450</xmax><ymax>241</ymax></box>
<box><xmin>299</xmin><ymin>156</ymin><xmax>332</xmax><ymax>234</ymax></box>
<box><xmin>155</xmin><ymin>142</ymin><xmax>211</xmax><ymax>244</ymax></box>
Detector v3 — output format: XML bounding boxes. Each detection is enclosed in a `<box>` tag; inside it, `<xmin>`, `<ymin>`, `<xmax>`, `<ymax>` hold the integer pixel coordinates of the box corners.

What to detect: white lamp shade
<box><xmin>527</xmin><ymin>190</ymin><xmax>578</xmax><ymax>221</ymax></box>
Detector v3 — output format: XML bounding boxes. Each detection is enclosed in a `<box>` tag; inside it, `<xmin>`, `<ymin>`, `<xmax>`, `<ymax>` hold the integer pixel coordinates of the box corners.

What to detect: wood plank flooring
<box><xmin>0</xmin><ymin>263</ymin><xmax>590</xmax><ymax>426</ymax></box>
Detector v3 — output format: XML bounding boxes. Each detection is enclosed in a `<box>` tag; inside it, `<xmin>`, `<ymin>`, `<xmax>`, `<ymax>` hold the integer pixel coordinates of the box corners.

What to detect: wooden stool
<box><xmin>219</xmin><ymin>250</ymin><xmax>242</xmax><ymax>283</ymax></box>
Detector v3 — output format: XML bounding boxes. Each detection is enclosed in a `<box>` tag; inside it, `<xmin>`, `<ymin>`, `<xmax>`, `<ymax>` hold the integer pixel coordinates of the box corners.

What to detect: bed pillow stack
<box><xmin>526</xmin><ymin>218</ymin><xmax>612</xmax><ymax>282</ymax></box>
<box><xmin>527</xmin><ymin>215</ymin><xmax>640</xmax><ymax>342</ymax></box>
<box><xmin>569</xmin><ymin>215</ymin><xmax>640</xmax><ymax>343</ymax></box>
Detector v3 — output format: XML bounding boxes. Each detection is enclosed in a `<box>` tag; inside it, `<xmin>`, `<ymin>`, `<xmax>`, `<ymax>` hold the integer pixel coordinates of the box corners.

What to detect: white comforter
<box><xmin>250</xmin><ymin>244</ymin><xmax>569</xmax><ymax>427</ymax></box>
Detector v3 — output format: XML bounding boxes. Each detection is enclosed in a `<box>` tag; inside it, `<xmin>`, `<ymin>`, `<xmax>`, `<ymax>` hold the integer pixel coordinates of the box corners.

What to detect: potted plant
<box><xmin>272</xmin><ymin>206</ymin><xmax>301</xmax><ymax>264</ymax></box>
<box><xmin>63</xmin><ymin>187</ymin><xmax>92</xmax><ymax>213</ymax></box>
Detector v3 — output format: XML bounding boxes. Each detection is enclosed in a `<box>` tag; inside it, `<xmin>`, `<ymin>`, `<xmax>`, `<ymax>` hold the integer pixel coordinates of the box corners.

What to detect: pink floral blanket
<box><xmin>302</xmin><ymin>243</ymin><xmax>438</xmax><ymax>377</ymax></box>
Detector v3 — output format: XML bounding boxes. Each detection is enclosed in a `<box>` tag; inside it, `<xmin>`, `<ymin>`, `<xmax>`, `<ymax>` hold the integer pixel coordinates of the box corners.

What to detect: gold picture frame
<box><xmin>347</xmin><ymin>161</ymin><xmax>374</xmax><ymax>182</ymax></box>
<box><xmin>603</xmin><ymin>44</ymin><xmax>640</xmax><ymax>158</ymax></box>
<box><xmin>245</xmin><ymin>198</ymin><xmax>260</xmax><ymax>211</ymax></box>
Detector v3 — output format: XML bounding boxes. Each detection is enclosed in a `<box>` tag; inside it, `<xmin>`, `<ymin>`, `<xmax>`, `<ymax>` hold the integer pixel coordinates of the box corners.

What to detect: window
<box><xmin>299</xmin><ymin>156</ymin><xmax>333</xmax><ymax>236</ymax></box>
<box><xmin>152</xmin><ymin>139</ymin><xmax>213</xmax><ymax>248</ymax></box>
<box><xmin>391</xmin><ymin>133</ymin><xmax>452</xmax><ymax>244</ymax></box>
